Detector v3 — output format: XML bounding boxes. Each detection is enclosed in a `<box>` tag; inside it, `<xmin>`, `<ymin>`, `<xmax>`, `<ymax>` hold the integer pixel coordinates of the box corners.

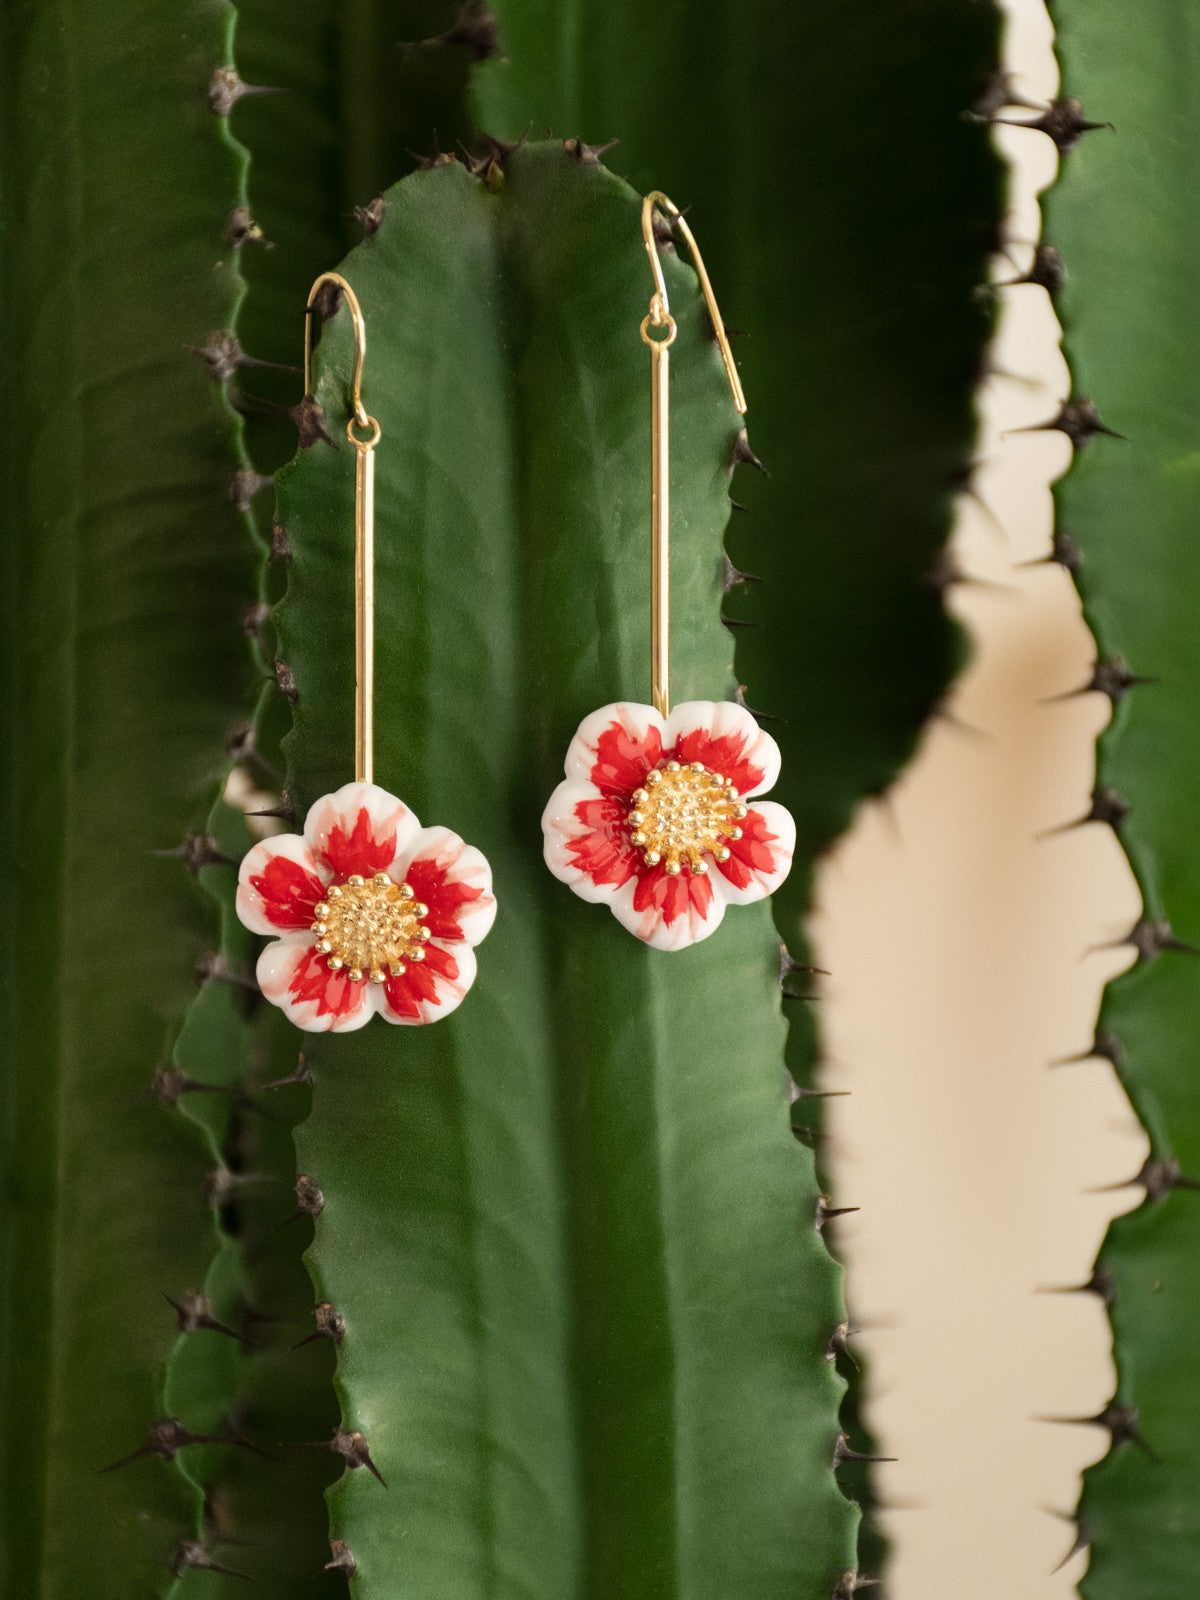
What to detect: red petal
<box><xmin>590</xmin><ymin>720</ymin><xmax>663</xmax><ymax>797</ymax></box>
<box><xmin>671</xmin><ymin>727</ymin><xmax>765</xmax><ymax>795</ymax></box>
<box><xmin>381</xmin><ymin>942</ymin><xmax>459</xmax><ymax>1020</ymax></box>
<box><xmin>321</xmin><ymin>808</ymin><xmax>398</xmax><ymax>878</ymax></box>
<box><xmin>717</xmin><ymin>806</ymin><xmax>783</xmax><ymax>891</ymax></box>
<box><xmin>250</xmin><ymin>855</ymin><xmax>326</xmax><ymax>931</ymax></box>
<box><xmin>287</xmin><ymin>945</ymin><xmax>369</xmax><ymax>1019</ymax></box>
<box><xmin>405</xmin><ymin>856</ymin><xmax>486</xmax><ymax>944</ymax></box>
<box><xmin>566</xmin><ymin>796</ymin><xmax>638</xmax><ymax>889</ymax></box>
<box><xmin>632</xmin><ymin>863</ymin><xmax>715</xmax><ymax>926</ymax></box>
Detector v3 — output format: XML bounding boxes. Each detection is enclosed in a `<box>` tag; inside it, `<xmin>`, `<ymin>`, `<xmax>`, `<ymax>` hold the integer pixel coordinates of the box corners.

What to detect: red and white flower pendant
<box><xmin>542</xmin><ymin>700</ymin><xmax>795</xmax><ymax>950</ymax></box>
<box><xmin>237</xmin><ymin>782</ymin><xmax>495</xmax><ymax>1031</ymax></box>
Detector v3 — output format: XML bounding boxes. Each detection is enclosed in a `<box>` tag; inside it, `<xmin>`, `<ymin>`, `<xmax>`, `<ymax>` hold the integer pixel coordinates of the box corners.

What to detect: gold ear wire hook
<box><xmin>640</xmin><ymin>192</ymin><xmax>747</xmax><ymax>415</ymax></box>
<box><xmin>303</xmin><ymin>271</ymin><xmax>381</xmax><ymax>783</ymax></box>
<box><xmin>304</xmin><ymin>271</ymin><xmax>372</xmax><ymax>430</ymax></box>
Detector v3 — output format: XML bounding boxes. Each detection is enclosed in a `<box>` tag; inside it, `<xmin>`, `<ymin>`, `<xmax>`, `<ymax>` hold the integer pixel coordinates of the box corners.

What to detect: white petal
<box><xmin>665</xmin><ymin>699</ymin><xmax>782</xmax><ymax>798</ymax></box>
<box><xmin>377</xmin><ymin>942</ymin><xmax>478</xmax><ymax>1026</ymax></box>
<box><xmin>716</xmin><ymin>801</ymin><xmax>797</xmax><ymax>905</ymax></box>
<box><xmin>236</xmin><ymin>833</ymin><xmax>328</xmax><ymax>936</ymax></box>
<box><xmin>563</xmin><ymin>702</ymin><xmax>667</xmax><ymax>791</ymax></box>
<box><xmin>541</xmin><ymin>779</ymin><xmax>632</xmax><ymax>905</ymax></box>
<box><xmin>256</xmin><ymin>935</ymin><xmax>375</xmax><ymax>1034</ymax></box>
<box><xmin>608</xmin><ymin>871</ymin><xmax>728</xmax><ymax>951</ymax></box>
<box><xmin>302</xmin><ymin>781</ymin><xmax>421</xmax><ymax>878</ymax></box>
<box><xmin>393</xmin><ymin>826</ymin><xmax>497</xmax><ymax>948</ymax></box>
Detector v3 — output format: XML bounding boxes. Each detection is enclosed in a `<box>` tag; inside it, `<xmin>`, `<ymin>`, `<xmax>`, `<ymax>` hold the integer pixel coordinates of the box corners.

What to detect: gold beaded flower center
<box><xmin>627</xmin><ymin>759</ymin><xmax>747</xmax><ymax>876</ymax></box>
<box><xmin>311</xmin><ymin>873</ymin><xmax>431</xmax><ymax>984</ymax></box>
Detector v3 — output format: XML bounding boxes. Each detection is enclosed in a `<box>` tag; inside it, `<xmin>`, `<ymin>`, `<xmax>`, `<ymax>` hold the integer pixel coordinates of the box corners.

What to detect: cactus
<box><xmin>1042</xmin><ymin>4</ymin><xmax>1200</xmax><ymax>1592</ymax></box>
<box><xmin>1</xmin><ymin>2</ymin><xmax>1007</xmax><ymax>1596</ymax></box>
<box><xmin>0</xmin><ymin>1</ymin><xmax>262</xmax><ymax>1589</ymax></box>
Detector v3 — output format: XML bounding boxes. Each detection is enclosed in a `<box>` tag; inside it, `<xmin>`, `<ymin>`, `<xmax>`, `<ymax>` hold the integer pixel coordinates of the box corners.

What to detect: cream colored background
<box><xmin>813</xmin><ymin>3</ymin><xmax>1147</xmax><ymax>1594</ymax></box>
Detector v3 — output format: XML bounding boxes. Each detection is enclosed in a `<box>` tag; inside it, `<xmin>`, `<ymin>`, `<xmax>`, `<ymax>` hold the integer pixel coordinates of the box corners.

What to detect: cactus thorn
<box><xmin>400</xmin><ymin>1</ymin><xmax>503</xmax><ymax>61</ymax></box>
<box><xmin>720</xmin><ymin>612</ymin><xmax>761</xmax><ymax>630</ymax></box>
<box><xmin>926</xmin><ymin>547</ymin><xmax>1012</xmax><ymax>598</ymax></box>
<box><xmin>721</xmin><ymin>554</ymin><xmax>761</xmax><ymax>592</ymax></box>
<box><xmin>294</xmin><ymin>1301</ymin><xmax>346</xmax><ymax>1349</ymax></box>
<box><xmin>246</xmin><ymin>790</ymin><xmax>297</xmax><ymax>825</ymax></box>
<box><xmin>833</xmin><ymin>1433</ymin><xmax>895</xmax><ymax>1467</ymax></box>
<box><xmin>354</xmin><ymin>196</ymin><xmax>386</xmax><ymax>236</ymax></box>
<box><xmin>1011</xmin><ymin>396</ymin><xmax>1126</xmax><ymax>448</ymax></box>
<box><xmin>1038</xmin><ymin>1401</ymin><xmax>1157</xmax><ymax>1458</ymax></box>
<box><xmin>1036</xmin><ymin>1265</ymin><xmax>1117</xmax><ymax>1306</ymax></box>
<box><xmin>791</xmin><ymin>1084</ymin><xmax>849</xmax><ymax>1101</ymax></box>
<box><xmin>1101</xmin><ymin>916</ymin><xmax>1200</xmax><ymax>964</ymax></box>
<box><xmin>728</xmin><ymin>497</ymin><xmax>749</xmax><ymax>514</ymax></box>
<box><xmin>833</xmin><ymin>1574</ymin><xmax>882</xmax><ymax>1599</ymax></box>
<box><xmin>1046</xmin><ymin>655</ymin><xmax>1154</xmax><ymax>706</ymax></box>
<box><xmin>194</xmin><ymin>330</ymin><xmax>294</xmax><ymax>385</ymax></box>
<box><xmin>1041</xmin><ymin>787</ymin><xmax>1131</xmax><ymax>839</ymax></box>
<box><xmin>171</xmin><ymin>1540</ymin><xmax>252</xmax><ymax>1580</ymax></box>
<box><xmin>103</xmin><ymin>1416</ymin><xmax>260</xmax><ymax>1472</ymax></box>
<box><xmin>229</xmin><ymin>468</ymin><xmax>274</xmax><ymax>512</ymax></box>
<box><xmin>290</xmin><ymin>394</ymin><xmax>337</xmax><ymax>450</ymax></box>
<box><xmin>325</xmin><ymin>1539</ymin><xmax>357</xmax><ymax>1576</ymax></box>
<box><xmin>816</xmin><ymin>1200</ymin><xmax>860</xmax><ymax>1232</ymax></box>
<box><xmin>997</xmin><ymin>243</ymin><xmax>1066</xmax><ymax>298</ymax></box>
<box><xmin>826</xmin><ymin>1322</ymin><xmax>860</xmax><ymax>1370</ymax></box>
<box><xmin>564</xmin><ymin>136</ymin><xmax>620</xmax><ymax>165</ymax></box>
<box><xmin>733</xmin><ymin>683</ymin><xmax>785</xmax><ymax>724</ymax></box>
<box><xmin>164</xmin><ymin>1289</ymin><xmax>251</xmax><ymax>1345</ymax></box>
<box><xmin>1050</xmin><ymin>1517</ymin><xmax>1092</xmax><ymax>1575</ymax></box>
<box><xmin>243</xmin><ymin>600</ymin><xmax>270</xmax><ymax>640</ymax></box>
<box><xmin>780</xmin><ymin>945</ymin><xmax>826</xmax><ymax>981</ymax></box>
<box><xmin>274</xmin><ymin>660</ymin><xmax>299</xmax><ymax>705</ymax></box>
<box><xmin>996</xmin><ymin>96</ymin><xmax>1114</xmax><ymax>152</ymax></box>
<box><xmin>145</xmin><ymin>1064</ymin><xmax>218</xmax><ymax>1105</ymax></box>
<box><xmin>207</xmin><ymin>67</ymin><xmax>281</xmax><ymax>117</ymax></box>
<box><xmin>1019</xmin><ymin>530</ymin><xmax>1083</xmax><ymax>574</ymax></box>
<box><xmin>1093</xmin><ymin>1153</ymin><xmax>1200</xmax><ymax>1202</ymax></box>
<box><xmin>205</xmin><ymin>1166</ymin><xmax>270</xmax><ymax>1208</ymax></box>
<box><xmin>276</xmin><ymin>1173</ymin><xmax>325</xmax><ymax>1229</ymax></box>
<box><xmin>730</xmin><ymin>428</ymin><xmax>766</xmax><ymax>474</ymax></box>
<box><xmin>151</xmin><ymin>831</ymin><xmax>232</xmax><ymax>874</ymax></box>
<box><xmin>271</xmin><ymin>521</ymin><xmax>292</xmax><ymax>562</ymax></box>
<box><xmin>1050</xmin><ymin>1028</ymin><xmax>1125</xmax><ymax>1070</ymax></box>
<box><xmin>261</xmin><ymin>1054</ymin><xmax>312</xmax><ymax>1091</ymax></box>
<box><xmin>328</xmin><ymin>1428</ymin><xmax>387</xmax><ymax>1485</ymax></box>
<box><xmin>226</xmin><ymin>204</ymin><xmax>268</xmax><ymax>249</ymax></box>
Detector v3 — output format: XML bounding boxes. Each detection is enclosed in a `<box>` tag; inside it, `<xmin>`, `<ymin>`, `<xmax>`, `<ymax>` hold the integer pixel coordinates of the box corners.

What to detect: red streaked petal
<box><xmin>716</xmin><ymin>801</ymin><xmax>795</xmax><ymax>904</ymax></box>
<box><xmin>563</xmin><ymin>703</ymin><xmax>666</xmax><ymax>797</ymax></box>
<box><xmin>665</xmin><ymin>699</ymin><xmax>781</xmax><ymax>798</ymax></box>
<box><xmin>609</xmin><ymin>862</ymin><xmax>726</xmax><ymax>951</ymax></box>
<box><xmin>565</xmin><ymin>796</ymin><xmax>638</xmax><ymax>888</ymax></box>
<box><xmin>378</xmin><ymin>941</ymin><xmax>477</xmax><ymax>1026</ymax></box>
<box><xmin>303</xmin><ymin>781</ymin><xmax>419</xmax><ymax>878</ymax></box>
<box><xmin>256</xmin><ymin>937</ymin><xmax>374</xmax><ymax>1033</ymax></box>
<box><xmin>394</xmin><ymin>828</ymin><xmax>495</xmax><ymax>947</ymax></box>
<box><xmin>542</xmin><ymin>780</ymin><xmax>637</xmax><ymax>903</ymax></box>
<box><xmin>237</xmin><ymin>835</ymin><xmax>327</xmax><ymax>935</ymax></box>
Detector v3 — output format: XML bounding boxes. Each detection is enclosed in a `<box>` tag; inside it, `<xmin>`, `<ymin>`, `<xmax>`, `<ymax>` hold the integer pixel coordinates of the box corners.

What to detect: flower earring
<box><xmin>542</xmin><ymin>194</ymin><xmax>795</xmax><ymax>951</ymax></box>
<box><xmin>237</xmin><ymin>273</ymin><xmax>496</xmax><ymax>1030</ymax></box>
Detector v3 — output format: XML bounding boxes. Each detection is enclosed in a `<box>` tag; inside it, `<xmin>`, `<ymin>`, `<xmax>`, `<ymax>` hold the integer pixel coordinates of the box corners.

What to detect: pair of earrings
<box><xmin>237</xmin><ymin>194</ymin><xmax>795</xmax><ymax>1033</ymax></box>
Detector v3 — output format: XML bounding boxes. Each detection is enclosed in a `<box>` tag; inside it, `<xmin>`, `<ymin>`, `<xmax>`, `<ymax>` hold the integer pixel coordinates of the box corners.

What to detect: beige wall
<box><xmin>812</xmin><ymin>4</ymin><xmax>1146</xmax><ymax>1594</ymax></box>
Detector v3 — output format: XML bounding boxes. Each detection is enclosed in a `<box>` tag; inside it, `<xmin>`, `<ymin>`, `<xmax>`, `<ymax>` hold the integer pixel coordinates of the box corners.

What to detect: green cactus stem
<box><xmin>1042</xmin><ymin>4</ymin><xmax>1200</xmax><ymax>1594</ymax></box>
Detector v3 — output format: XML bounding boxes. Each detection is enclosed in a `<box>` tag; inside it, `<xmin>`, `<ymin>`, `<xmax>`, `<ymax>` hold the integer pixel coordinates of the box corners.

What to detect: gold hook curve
<box><xmin>641</xmin><ymin>191</ymin><xmax>747</xmax><ymax>414</ymax></box>
<box><xmin>304</xmin><ymin>271</ymin><xmax>371</xmax><ymax>429</ymax></box>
